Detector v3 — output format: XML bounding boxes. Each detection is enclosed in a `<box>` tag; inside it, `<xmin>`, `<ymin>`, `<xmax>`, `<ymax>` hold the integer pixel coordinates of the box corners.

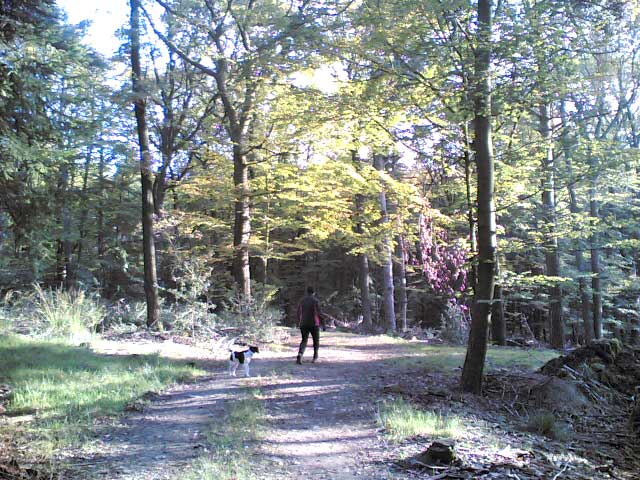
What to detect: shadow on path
<box><xmin>70</xmin><ymin>332</ymin><xmax>405</xmax><ymax>480</ymax></box>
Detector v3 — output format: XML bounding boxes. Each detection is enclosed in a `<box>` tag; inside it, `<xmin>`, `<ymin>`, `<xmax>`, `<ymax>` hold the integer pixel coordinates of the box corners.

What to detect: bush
<box><xmin>440</xmin><ymin>301</ymin><xmax>470</xmax><ymax>345</ymax></box>
<box><xmin>0</xmin><ymin>286</ymin><xmax>105</xmax><ymax>341</ymax></box>
<box><xmin>216</xmin><ymin>284</ymin><xmax>283</xmax><ymax>342</ymax></box>
<box><xmin>0</xmin><ymin>290</ymin><xmax>26</xmax><ymax>334</ymax></box>
<box><xmin>164</xmin><ymin>302</ymin><xmax>218</xmax><ymax>337</ymax></box>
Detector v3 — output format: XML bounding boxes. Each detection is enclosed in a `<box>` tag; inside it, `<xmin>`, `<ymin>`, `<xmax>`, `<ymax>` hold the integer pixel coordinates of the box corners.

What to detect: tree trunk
<box><xmin>374</xmin><ymin>154</ymin><xmax>396</xmax><ymax>333</ymax></box>
<box><xmin>232</xmin><ymin>144</ymin><xmax>251</xmax><ymax>298</ymax></box>
<box><xmin>561</xmin><ymin>101</ymin><xmax>593</xmax><ymax>343</ymax></box>
<box><xmin>130</xmin><ymin>0</ymin><xmax>160</xmax><ymax>329</ymax></box>
<box><xmin>253</xmin><ymin>169</ymin><xmax>271</xmax><ymax>285</ymax></box>
<box><xmin>353</xmin><ymin>172</ymin><xmax>373</xmax><ymax>329</ymax></box>
<box><xmin>539</xmin><ymin>103</ymin><xmax>564</xmax><ymax>349</ymax></box>
<box><xmin>395</xmin><ymin>235</ymin><xmax>408</xmax><ymax>331</ymax></box>
<box><xmin>463</xmin><ymin>122</ymin><xmax>477</xmax><ymax>294</ymax></box>
<box><xmin>491</xmin><ymin>258</ymin><xmax>506</xmax><ymax>345</ymax></box>
<box><xmin>358</xmin><ymin>253</ymin><xmax>373</xmax><ymax>328</ymax></box>
<box><xmin>461</xmin><ymin>0</ymin><xmax>496</xmax><ymax>394</ymax></box>
<box><xmin>153</xmin><ymin>148</ymin><xmax>171</xmax><ymax>218</ymax></box>
<box><xmin>77</xmin><ymin>145</ymin><xmax>92</xmax><ymax>270</ymax></box>
<box><xmin>96</xmin><ymin>146</ymin><xmax>106</xmax><ymax>260</ymax></box>
<box><xmin>590</xmin><ymin>171</ymin><xmax>603</xmax><ymax>339</ymax></box>
<box><xmin>55</xmin><ymin>163</ymin><xmax>73</xmax><ymax>289</ymax></box>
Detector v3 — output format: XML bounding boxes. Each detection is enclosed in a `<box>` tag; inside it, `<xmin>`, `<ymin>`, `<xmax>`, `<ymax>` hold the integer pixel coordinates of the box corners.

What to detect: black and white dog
<box><xmin>227</xmin><ymin>338</ymin><xmax>260</xmax><ymax>377</ymax></box>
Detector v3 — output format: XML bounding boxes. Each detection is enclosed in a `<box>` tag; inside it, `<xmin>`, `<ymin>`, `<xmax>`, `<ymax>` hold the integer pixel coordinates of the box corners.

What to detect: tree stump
<box><xmin>416</xmin><ymin>440</ymin><xmax>456</xmax><ymax>465</ymax></box>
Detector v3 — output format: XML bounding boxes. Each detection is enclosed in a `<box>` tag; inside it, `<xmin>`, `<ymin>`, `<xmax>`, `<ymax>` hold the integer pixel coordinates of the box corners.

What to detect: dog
<box><xmin>227</xmin><ymin>338</ymin><xmax>259</xmax><ymax>377</ymax></box>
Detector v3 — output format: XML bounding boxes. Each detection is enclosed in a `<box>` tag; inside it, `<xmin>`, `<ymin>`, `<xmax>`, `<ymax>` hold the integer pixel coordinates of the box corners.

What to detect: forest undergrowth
<box><xmin>0</xmin><ymin>328</ymin><xmax>637</xmax><ymax>479</ymax></box>
<box><xmin>1</xmin><ymin>291</ymin><xmax>639</xmax><ymax>479</ymax></box>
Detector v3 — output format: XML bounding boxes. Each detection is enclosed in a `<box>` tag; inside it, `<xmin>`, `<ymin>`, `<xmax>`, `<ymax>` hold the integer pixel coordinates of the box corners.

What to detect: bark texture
<box><xmin>539</xmin><ymin>103</ymin><xmax>564</xmax><ymax>349</ymax></box>
<box><xmin>561</xmin><ymin>101</ymin><xmax>593</xmax><ymax>343</ymax></box>
<box><xmin>590</xmin><ymin>173</ymin><xmax>603</xmax><ymax>339</ymax></box>
<box><xmin>374</xmin><ymin>154</ymin><xmax>396</xmax><ymax>333</ymax></box>
<box><xmin>461</xmin><ymin>0</ymin><xmax>496</xmax><ymax>394</ymax></box>
<box><xmin>131</xmin><ymin>0</ymin><xmax>160</xmax><ymax>328</ymax></box>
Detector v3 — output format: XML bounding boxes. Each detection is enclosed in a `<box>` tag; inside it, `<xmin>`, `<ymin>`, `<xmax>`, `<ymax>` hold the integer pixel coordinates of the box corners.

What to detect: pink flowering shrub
<box><xmin>416</xmin><ymin>212</ymin><xmax>469</xmax><ymax>298</ymax></box>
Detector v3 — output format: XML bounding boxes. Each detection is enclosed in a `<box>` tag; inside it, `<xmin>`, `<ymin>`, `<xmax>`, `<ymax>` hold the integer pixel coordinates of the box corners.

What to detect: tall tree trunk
<box><xmin>589</xmin><ymin>169</ymin><xmax>603</xmax><ymax>339</ymax></box>
<box><xmin>358</xmin><ymin>253</ymin><xmax>373</xmax><ymax>328</ymax></box>
<box><xmin>130</xmin><ymin>0</ymin><xmax>160</xmax><ymax>329</ymax></box>
<box><xmin>232</xmin><ymin>143</ymin><xmax>251</xmax><ymax>298</ymax></box>
<box><xmin>77</xmin><ymin>145</ymin><xmax>92</xmax><ymax>270</ymax></box>
<box><xmin>213</xmin><ymin>59</ymin><xmax>252</xmax><ymax>299</ymax></box>
<box><xmin>55</xmin><ymin>163</ymin><xmax>73</xmax><ymax>289</ymax></box>
<box><xmin>96</xmin><ymin>146</ymin><xmax>106</xmax><ymax>259</ymax></box>
<box><xmin>461</xmin><ymin>0</ymin><xmax>496</xmax><ymax>394</ymax></box>
<box><xmin>463</xmin><ymin>121</ymin><xmax>477</xmax><ymax>294</ymax></box>
<box><xmin>539</xmin><ymin>103</ymin><xmax>564</xmax><ymax>349</ymax></box>
<box><xmin>561</xmin><ymin>101</ymin><xmax>593</xmax><ymax>343</ymax></box>
<box><xmin>395</xmin><ymin>234</ymin><xmax>408</xmax><ymax>331</ymax></box>
<box><xmin>374</xmin><ymin>154</ymin><xmax>396</xmax><ymax>333</ymax></box>
<box><xmin>354</xmin><ymin>175</ymin><xmax>373</xmax><ymax>329</ymax></box>
<box><xmin>143</xmin><ymin>4</ymin><xmax>256</xmax><ymax>299</ymax></box>
<box><xmin>153</xmin><ymin>148</ymin><xmax>171</xmax><ymax>218</ymax></box>
<box><xmin>389</xmin><ymin>158</ymin><xmax>408</xmax><ymax>331</ymax></box>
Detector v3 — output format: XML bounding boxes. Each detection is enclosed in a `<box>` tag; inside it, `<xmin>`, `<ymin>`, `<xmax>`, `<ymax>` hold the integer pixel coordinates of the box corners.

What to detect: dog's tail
<box><xmin>226</xmin><ymin>337</ymin><xmax>238</xmax><ymax>352</ymax></box>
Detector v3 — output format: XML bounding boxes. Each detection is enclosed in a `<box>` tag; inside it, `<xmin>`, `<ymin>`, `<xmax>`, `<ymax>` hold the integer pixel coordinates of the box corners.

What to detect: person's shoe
<box><xmin>312</xmin><ymin>356</ymin><xmax>318</xmax><ymax>363</ymax></box>
<box><xmin>296</xmin><ymin>355</ymin><xmax>302</xmax><ymax>365</ymax></box>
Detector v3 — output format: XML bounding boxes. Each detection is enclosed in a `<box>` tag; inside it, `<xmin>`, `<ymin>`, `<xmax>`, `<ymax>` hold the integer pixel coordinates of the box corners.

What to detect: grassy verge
<box><xmin>377</xmin><ymin>397</ymin><xmax>464</xmax><ymax>442</ymax></box>
<box><xmin>395</xmin><ymin>343</ymin><xmax>559</xmax><ymax>372</ymax></box>
<box><xmin>0</xmin><ymin>334</ymin><xmax>204</xmax><ymax>455</ymax></box>
<box><xmin>179</xmin><ymin>389</ymin><xmax>265</xmax><ymax>480</ymax></box>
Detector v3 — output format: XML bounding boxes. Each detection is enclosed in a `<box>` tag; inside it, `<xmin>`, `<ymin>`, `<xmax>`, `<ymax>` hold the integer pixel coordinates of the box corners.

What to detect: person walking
<box><xmin>296</xmin><ymin>286</ymin><xmax>324</xmax><ymax>364</ymax></box>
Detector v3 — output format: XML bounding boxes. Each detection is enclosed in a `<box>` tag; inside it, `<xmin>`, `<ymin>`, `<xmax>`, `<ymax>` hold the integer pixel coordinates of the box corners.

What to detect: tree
<box><xmin>539</xmin><ymin>103</ymin><xmax>564</xmax><ymax>348</ymax></box>
<box><xmin>353</xmin><ymin>152</ymin><xmax>373</xmax><ymax>329</ymax></box>
<box><xmin>144</xmin><ymin>0</ymin><xmax>331</xmax><ymax>299</ymax></box>
<box><xmin>130</xmin><ymin>0</ymin><xmax>160</xmax><ymax>328</ymax></box>
<box><xmin>560</xmin><ymin>100</ymin><xmax>593</xmax><ymax>343</ymax></box>
<box><xmin>461</xmin><ymin>0</ymin><xmax>496</xmax><ymax>394</ymax></box>
<box><xmin>149</xmin><ymin>48</ymin><xmax>218</xmax><ymax>217</ymax></box>
<box><xmin>374</xmin><ymin>154</ymin><xmax>397</xmax><ymax>332</ymax></box>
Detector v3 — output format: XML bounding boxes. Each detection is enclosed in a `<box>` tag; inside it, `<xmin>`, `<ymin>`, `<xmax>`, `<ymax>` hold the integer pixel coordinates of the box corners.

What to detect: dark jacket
<box><xmin>297</xmin><ymin>294</ymin><xmax>322</xmax><ymax>328</ymax></box>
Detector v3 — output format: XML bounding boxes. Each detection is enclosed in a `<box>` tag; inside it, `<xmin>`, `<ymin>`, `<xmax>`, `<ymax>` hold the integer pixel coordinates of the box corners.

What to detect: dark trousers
<box><xmin>298</xmin><ymin>325</ymin><xmax>320</xmax><ymax>358</ymax></box>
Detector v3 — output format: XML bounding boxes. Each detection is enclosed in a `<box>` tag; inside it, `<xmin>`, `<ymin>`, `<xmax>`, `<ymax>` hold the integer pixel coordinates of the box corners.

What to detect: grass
<box><xmin>179</xmin><ymin>389</ymin><xmax>265</xmax><ymax>480</ymax></box>
<box><xmin>377</xmin><ymin>397</ymin><xmax>464</xmax><ymax>442</ymax></box>
<box><xmin>32</xmin><ymin>285</ymin><xmax>105</xmax><ymax>341</ymax></box>
<box><xmin>0</xmin><ymin>286</ymin><xmax>106</xmax><ymax>342</ymax></box>
<box><xmin>0</xmin><ymin>334</ymin><xmax>204</xmax><ymax>455</ymax></box>
<box><xmin>394</xmin><ymin>343</ymin><xmax>559</xmax><ymax>372</ymax></box>
<box><xmin>525</xmin><ymin>410</ymin><xmax>570</xmax><ymax>441</ymax></box>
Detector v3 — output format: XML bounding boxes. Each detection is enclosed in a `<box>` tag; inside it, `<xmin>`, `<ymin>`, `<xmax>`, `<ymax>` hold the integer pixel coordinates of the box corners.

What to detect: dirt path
<box><xmin>71</xmin><ymin>332</ymin><xmax>406</xmax><ymax>480</ymax></box>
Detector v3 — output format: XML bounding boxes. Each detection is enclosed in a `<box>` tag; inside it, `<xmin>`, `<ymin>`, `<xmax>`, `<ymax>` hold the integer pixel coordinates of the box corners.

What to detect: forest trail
<box><xmin>71</xmin><ymin>332</ymin><xmax>404</xmax><ymax>480</ymax></box>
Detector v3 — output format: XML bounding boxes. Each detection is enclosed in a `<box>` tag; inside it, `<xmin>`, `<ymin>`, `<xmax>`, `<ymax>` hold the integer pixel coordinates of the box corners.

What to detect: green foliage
<box><xmin>217</xmin><ymin>285</ymin><xmax>283</xmax><ymax>343</ymax></box>
<box><xmin>0</xmin><ymin>0</ymin><xmax>638</xmax><ymax>350</ymax></box>
<box><xmin>377</xmin><ymin>398</ymin><xmax>463</xmax><ymax>442</ymax></box>
<box><xmin>32</xmin><ymin>285</ymin><xmax>105</xmax><ymax>341</ymax></box>
<box><xmin>439</xmin><ymin>302</ymin><xmax>471</xmax><ymax>345</ymax></box>
<box><xmin>392</xmin><ymin>343</ymin><xmax>559</xmax><ymax>372</ymax></box>
<box><xmin>0</xmin><ymin>335</ymin><xmax>203</xmax><ymax>454</ymax></box>
<box><xmin>105</xmin><ymin>299</ymin><xmax>148</xmax><ymax>328</ymax></box>
<box><xmin>0</xmin><ymin>286</ymin><xmax>105</xmax><ymax>341</ymax></box>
